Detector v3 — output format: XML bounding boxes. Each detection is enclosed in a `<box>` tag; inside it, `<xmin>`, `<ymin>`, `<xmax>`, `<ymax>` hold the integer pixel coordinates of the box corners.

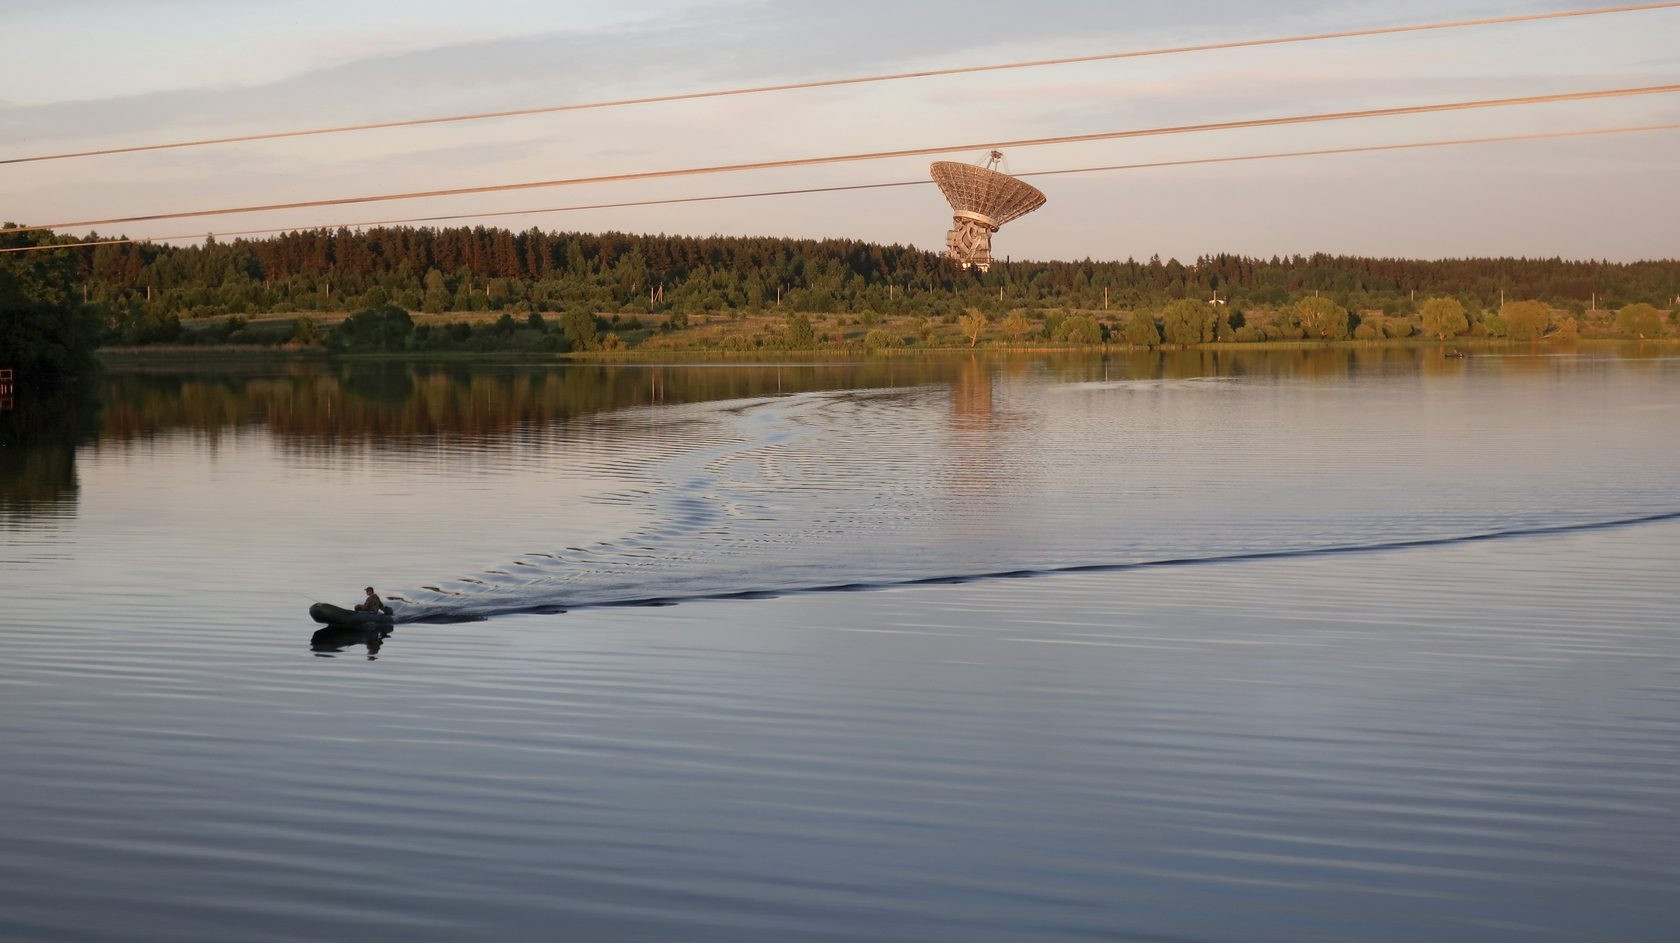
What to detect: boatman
<box><xmin>354</xmin><ymin>586</ymin><xmax>386</xmax><ymax>613</ymax></box>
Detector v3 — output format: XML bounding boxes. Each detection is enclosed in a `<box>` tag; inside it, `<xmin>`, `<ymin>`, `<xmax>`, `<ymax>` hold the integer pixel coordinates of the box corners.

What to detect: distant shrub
<box><xmin>863</xmin><ymin>329</ymin><xmax>902</xmax><ymax>350</ymax></box>
<box><xmin>1616</xmin><ymin>303</ymin><xmax>1665</xmax><ymax>338</ymax></box>
<box><xmin>1500</xmin><ymin>301</ymin><xmax>1551</xmax><ymax>341</ymax></box>
<box><xmin>1053</xmin><ymin>314</ymin><xmax>1102</xmax><ymax>345</ymax></box>
<box><xmin>333</xmin><ymin>304</ymin><xmax>413</xmax><ymax>350</ymax></box>
<box><xmin>1124</xmin><ymin>310</ymin><xmax>1159</xmax><ymax>347</ymax></box>
<box><xmin>291</xmin><ymin>317</ymin><xmax>321</xmax><ymax>345</ymax></box>
<box><xmin>1160</xmin><ymin>299</ymin><xmax>1211</xmax><ymax>345</ymax></box>
<box><xmin>785</xmin><ymin>313</ymin><xmax>817</xmax><ymax>348</ymax></box>
<box><xmin>1296</xmin><ymin>296</ymin><xmax>1350</xmax><ymax>340</ymax></box>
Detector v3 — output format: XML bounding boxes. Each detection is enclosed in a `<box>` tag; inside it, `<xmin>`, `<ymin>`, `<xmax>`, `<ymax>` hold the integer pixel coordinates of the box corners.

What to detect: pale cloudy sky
<box><xmin>2</xmin><ymin>0</ymin><xmax>1676</xmax><ymax>261</ymax></box>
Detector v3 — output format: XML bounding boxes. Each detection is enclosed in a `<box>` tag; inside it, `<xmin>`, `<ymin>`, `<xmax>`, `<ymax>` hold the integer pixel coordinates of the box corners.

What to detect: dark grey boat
<box><xmin>309</xmin><ymin>602</ymin><xmax>394</xmax><ymax>627</ymax></box>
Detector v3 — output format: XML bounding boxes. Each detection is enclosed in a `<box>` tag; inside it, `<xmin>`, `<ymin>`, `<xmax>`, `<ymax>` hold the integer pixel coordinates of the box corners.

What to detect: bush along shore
<box><xmin>96</xmin><ymin>294</ymin><xmax>1680</xmax><ymax>358</ymax></box>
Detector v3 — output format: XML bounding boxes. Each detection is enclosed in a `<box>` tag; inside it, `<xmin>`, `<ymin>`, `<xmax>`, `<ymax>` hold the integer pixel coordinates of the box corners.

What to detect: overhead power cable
<box><xmin>5</xmin><ymin>122</ymin><xmax>1674</xmax><ymax>255</ymax></box>
<box><xmin>9</xmin><ymin>82</ymin><xmax>1678</xmax><ymax>236</ymax></box>
<box><xmin>3</xmin><ymin>2</ymin><xmax>1677</xmax><ymax>166</ymax></box>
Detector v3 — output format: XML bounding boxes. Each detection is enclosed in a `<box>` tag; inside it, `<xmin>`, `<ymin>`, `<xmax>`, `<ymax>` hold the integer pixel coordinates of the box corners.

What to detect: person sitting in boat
<box><xmin>354</xmin><ymin>586</ymin><xmax>386</xmax><ymax>613</ymax></box>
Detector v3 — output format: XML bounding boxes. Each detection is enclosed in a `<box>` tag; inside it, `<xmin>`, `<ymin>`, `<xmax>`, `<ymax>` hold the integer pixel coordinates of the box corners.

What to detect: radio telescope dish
<box><xmin>930</xmin><ymin>151</ymin><xmax>1046</xmax><ymax>272</ymax></box>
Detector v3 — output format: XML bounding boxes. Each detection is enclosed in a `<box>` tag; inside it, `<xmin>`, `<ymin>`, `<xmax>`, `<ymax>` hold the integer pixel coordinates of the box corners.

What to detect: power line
<box><xmin>4</xmin><ymin>2</ymin><xmax>1676</xmax><ymax>166</ymax></box>
<box><xmin>9</xmin><ymin>82</ymin><xmax>1677</xmax><ymax>236</ymax></box>
<box><xmin>6</xmin><ymin>122</ymin><xmax>1674</xmax><ymax>255</ymax></box>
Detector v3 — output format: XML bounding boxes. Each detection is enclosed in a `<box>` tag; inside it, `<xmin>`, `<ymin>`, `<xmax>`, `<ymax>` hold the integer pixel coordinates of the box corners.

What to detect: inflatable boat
<box><xmin>308</xmin><ymin>602</ymin><xmax>394</xmax><ymax>628</ymax></box>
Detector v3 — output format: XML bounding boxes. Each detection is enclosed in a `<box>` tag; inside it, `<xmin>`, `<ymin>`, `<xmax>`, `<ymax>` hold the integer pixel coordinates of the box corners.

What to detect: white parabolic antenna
<box><xmin>930</xmin><ymin>151</ymin><xmax>1047</xmax><ymax>272</ymax></box>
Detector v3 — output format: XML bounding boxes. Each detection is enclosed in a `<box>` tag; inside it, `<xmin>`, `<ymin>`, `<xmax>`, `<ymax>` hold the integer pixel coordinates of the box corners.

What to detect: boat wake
<box><xmin>391</xmin><ymin>508</ymin><xmax>1680</xmax><ymax>622</ymax></box>
<box><xmin>385</xmin><ymin>384</ymin><xmax>1680</xmax><ymax>624</ymax></box>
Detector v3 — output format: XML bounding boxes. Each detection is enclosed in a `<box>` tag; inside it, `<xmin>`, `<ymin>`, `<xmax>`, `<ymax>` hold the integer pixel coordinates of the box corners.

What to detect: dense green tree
<box><xmin>560</xmin><ymin>309</ymin><xmax>598</xmax><ymax>350</ymax></box>
<box><xmin>785</xmin><ymin>313</ymin><xmax>817</xmax><ymax>348</ymax></box>
<box><xmin>116</xmin><ymin>308</ymin><xmax>183</xmax><ymax>345</ymax></box>
<box><xmin>1000</xmin><ymin>312</ymin><xmax>1032</xmax><ymax>344</ymax></box>
<box><xmin>291</xmin><ymin>316</ymin><xmax>321</xmax><ymax>345</ymax></box>
<box><xmin>1124</xmin><ymin>310</ymin><xmax>1160</xmax><ymax>347</ymax></box>
<box><xmin>0</xmin><ymin>228</ymin><xmax>103</xmax><ymax>385</ymax></box>
<box><xmin>1501</xmin><ymin>301</ymin><xmax>1551</xmax><ymax>341</ymax></box>
<box><xmin>862</xmin><ymin>328</ymin><xmax>901</xmax><ymax>349</ymax></box>
<box><xmin>1053</xmin><ymin>314</ymin><xmax>1102</xmax><ymax>345</ymax></box>
<box><xmin>1616</xmin><ymin>302</ymin><xmax>1665</xmax><ymax>338</ymax></box>
<box><xmin>1161</xmin><ymin>299</ymin><xmax>1211</xmax><ymax>345</ymax></box>
<box><xmin>1420</xmin><ymin>297</ymin><xmax>1468</xmax><ymax>340</ymax></box>
<box><xmin>333</xmin><ymin>303</ymin><xmax>413</xmax><ymax>351</ymax></box>
<box><xmin>1296</xmin><ymin>296</ymin><xmax>1350</xmax><ymax>340</ymax></box>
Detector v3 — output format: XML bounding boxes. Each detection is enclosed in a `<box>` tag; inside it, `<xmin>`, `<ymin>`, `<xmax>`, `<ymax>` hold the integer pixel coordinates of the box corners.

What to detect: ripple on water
<box><xmin>3</xmin><ymin>354</ymin><xmax>1680</xmax><ymax>941</ymax></box>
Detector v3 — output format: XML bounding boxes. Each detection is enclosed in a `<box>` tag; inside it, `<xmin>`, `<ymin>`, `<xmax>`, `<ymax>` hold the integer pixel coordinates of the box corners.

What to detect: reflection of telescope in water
<box><xmin>310</xmin><ymin>624</ymin><xmax>392</xmax><ymax>659</ymax></box>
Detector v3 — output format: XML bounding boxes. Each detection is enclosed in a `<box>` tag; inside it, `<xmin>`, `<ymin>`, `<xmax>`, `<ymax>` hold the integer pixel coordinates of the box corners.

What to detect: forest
<box><xmin>4</xmin><ymin>223</ymin><xmax>1678</xmax><ymax>364</ymax></box>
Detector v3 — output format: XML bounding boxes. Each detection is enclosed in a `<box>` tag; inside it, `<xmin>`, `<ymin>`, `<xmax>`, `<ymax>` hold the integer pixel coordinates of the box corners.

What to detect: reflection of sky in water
<box><xmin>2</xmin><ymin>350</ymin><xmax>1679</xmax><ymax>941</ymax></box>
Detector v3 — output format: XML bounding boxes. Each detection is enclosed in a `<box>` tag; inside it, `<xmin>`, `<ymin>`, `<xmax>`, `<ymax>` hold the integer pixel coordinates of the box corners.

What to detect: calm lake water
<box><xmin>2</xmin><ymin>347</ymin><xmax>1677</xmax><ymax>941</ymax></box>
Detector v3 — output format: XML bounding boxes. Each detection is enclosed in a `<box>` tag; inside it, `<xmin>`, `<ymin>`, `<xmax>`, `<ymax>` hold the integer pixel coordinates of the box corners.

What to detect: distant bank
<box><xmin>6</xmin><ymin>224</ymin><xmax>1678</xmax><ymax>380</ymax></box>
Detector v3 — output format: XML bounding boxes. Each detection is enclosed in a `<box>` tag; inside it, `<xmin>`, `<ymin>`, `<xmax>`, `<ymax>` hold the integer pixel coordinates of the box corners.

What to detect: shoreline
<box><xmin>95</xmin><ymin>335</ymin><xmax>1677</xmax><ymax>365</ymax></box>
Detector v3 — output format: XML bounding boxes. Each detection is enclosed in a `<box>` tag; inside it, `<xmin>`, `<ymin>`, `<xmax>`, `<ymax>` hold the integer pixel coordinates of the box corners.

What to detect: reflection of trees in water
<box><xmin>90</xmin><ymin>360</ymin><xmax>992</xmax><ymax>447</ymax></box>
<box><xmin>998</xmin><ymin>346</ymin><xmax>1437</xmax><ymax>386</ymax></box>
<box><xmin>76</xmin><ymin>347</ymin><xmax>1460</xmax><ymax>456</ymax></box>
<box><xmin>0</xmin><ymin>384</ymin><xmax>101</xmax><ymax>524</ymax></box>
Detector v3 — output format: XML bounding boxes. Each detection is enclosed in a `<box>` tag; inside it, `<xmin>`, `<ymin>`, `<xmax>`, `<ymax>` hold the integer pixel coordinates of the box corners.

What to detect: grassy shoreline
<box><xmin>95</xmin><ymin>335</ymin><xmax>1677</xmax><ymax>368</ymax></box>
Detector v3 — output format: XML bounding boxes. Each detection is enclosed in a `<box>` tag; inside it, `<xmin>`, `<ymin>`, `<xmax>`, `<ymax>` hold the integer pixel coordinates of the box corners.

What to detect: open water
<box><xmin>2</xmin><ymin>347</ymin><xmax>1677</xmax><ymax>941</ymax></box>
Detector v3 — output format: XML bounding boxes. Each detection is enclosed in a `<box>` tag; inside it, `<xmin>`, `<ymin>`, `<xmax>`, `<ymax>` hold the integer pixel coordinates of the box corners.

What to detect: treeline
<box><xmin>33</xmin><ymin>225</ymin><xmax>1680</xmax><ymax>327</ymax></box>
<box><xmin>6</xmin><ymin>224</ymin><xmax>1679</xmax><ymax>370</ymax></box>
<box><xmin>0</xmin><ymin>228</ymin><xmax>104</xmax><ymax>384</ymax></box>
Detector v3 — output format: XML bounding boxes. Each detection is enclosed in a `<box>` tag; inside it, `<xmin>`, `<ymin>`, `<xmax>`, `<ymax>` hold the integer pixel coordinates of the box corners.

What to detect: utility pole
<box><xmin>1103</xmin><ymin>286</ymin><xmax>1109</xmax><ymax>310</ymax></box>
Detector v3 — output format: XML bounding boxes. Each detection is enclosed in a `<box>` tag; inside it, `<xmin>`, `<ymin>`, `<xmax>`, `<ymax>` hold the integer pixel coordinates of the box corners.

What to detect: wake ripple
<box><xmin>396</xmin><ymin>509</ymin><xmax>1680</xmax><ymax>622</ymax></box>
<box><xmin>389</xmin><ymin>385</ymin><xmax>1680</xmax><ymax>623</ymax></box>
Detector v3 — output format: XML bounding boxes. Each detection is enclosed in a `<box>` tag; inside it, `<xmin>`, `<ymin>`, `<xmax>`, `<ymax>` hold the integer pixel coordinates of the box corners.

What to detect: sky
<box><xmin>2</xmin><ymin>0</ymin><xmax>1677</xmax><ymax>262</ymax></box>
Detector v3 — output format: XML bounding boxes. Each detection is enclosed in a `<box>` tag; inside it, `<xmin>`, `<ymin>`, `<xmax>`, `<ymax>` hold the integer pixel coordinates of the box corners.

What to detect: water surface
<box><xmin>2</xmin><ymin>348</ymin><xmax>1677</xmax><ymax>941</ymax></box>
